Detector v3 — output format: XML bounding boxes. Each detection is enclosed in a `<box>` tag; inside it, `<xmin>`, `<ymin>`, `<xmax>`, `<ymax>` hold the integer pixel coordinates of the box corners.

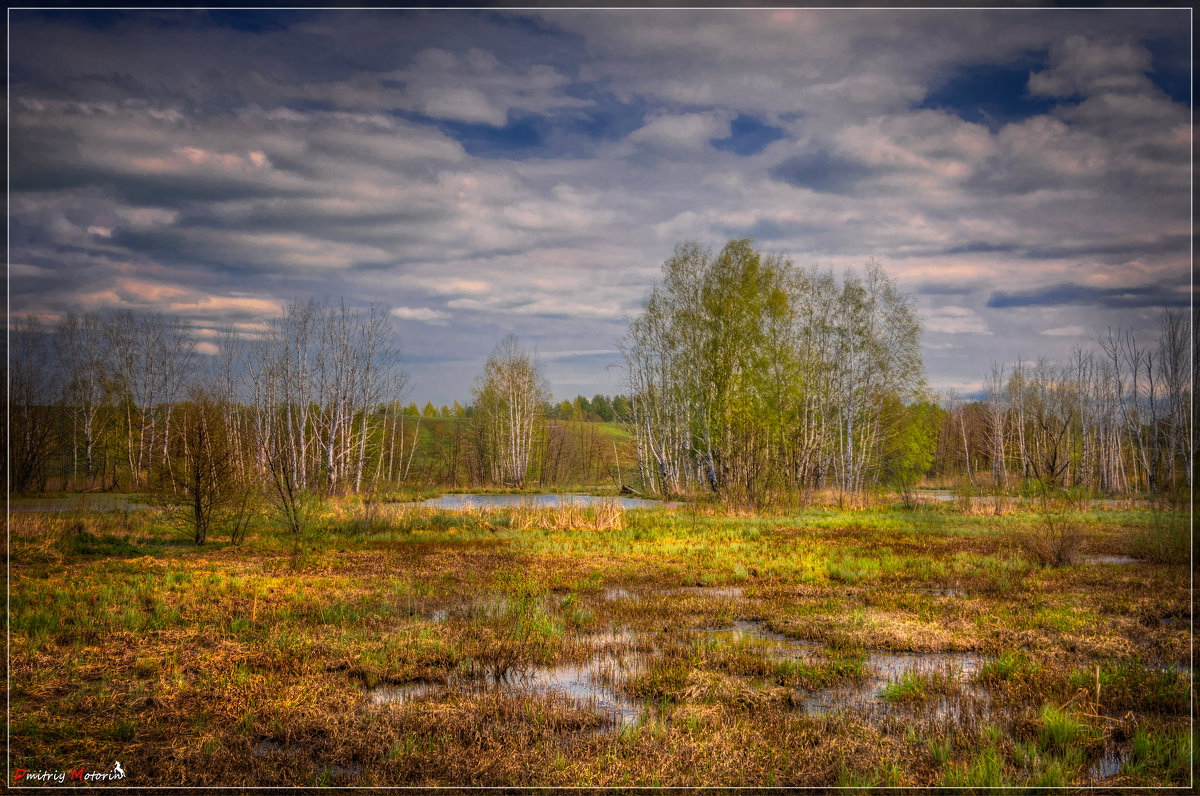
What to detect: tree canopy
<box><xmin>622</xmin><ymin>238</ymin><xmax>926</xmax><ymax>503</ymax></box>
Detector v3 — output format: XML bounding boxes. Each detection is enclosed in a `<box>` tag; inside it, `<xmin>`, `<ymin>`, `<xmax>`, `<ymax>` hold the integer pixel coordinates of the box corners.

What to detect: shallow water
<box><xmin>698</xmin><ymin>620</ymin><xmax>988</xmax><ymax>718</ymax></box>
<box><xmin>368</xmin><ymin>681</ymin><xmax>440</xmax><ymax>706</ymax></box>
<box><xmin>500</xmin><ymin>657</ymin><xmax>646</xmax><ymax>729</ymax></box>
<box><xmin>371</xmin><ymin>615</ymin><xmax>996</xmax><ymax>732</ymax></box>
<box><xmin>677</xmin><ymin>585</ymin><xmax>745</xmax><ymax>600</ymax></box>
<box><xmin>601</xmin><ymin>586</ymin><xmax>639</xmax><ymax>602</ymax></box>
<box><xmin>253</xmin><ymin>738</ymin><xmax>364</xmax><ymax>781</ymax></box>
<box><xmin>1081</xmin><ymin>555</ymin><xmax>1141</xmax><ymax>565</ymax></box>
<box><xmin>10</xmin><ymin>494</ymin><xmax>152</xmax><ymax>512</ymax></box>
<box><xmin>411</xmin><ymin>493</ymin><xmax>675</xmax><ymax>510</ymax></box>
<box><xmin>918</xmin><ymin>587</ymin><xmax>966</xmax><ymax>598</ymax></box>
<box><xmin>366</xmin><ymin>631</ymin><xmax>648</xmax><ymax>733</ymax></box>
<box><xmin>701</xmin><ymin>620</ymin><xmax>804</xmax><ymax>652</ymax></box>
<box><xmin>1089</xmin><ymin>745</ymin><xmax>1129</xmax><ymax>780</ymax></box>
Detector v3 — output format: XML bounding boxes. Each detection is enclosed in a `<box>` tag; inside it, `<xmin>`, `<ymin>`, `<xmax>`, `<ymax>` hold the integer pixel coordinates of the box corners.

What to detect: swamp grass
<box><xmin>7</xmin><ymin>496</ymin><xmax>1193</xmax><ymax>787</ymax></box>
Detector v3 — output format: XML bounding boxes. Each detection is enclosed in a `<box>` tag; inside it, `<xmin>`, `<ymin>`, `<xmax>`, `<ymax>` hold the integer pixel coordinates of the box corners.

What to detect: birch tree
<box><xmin>471</xmin><ymin>334</ymin><xmax>549</xmax><ymax>487</ymax></box>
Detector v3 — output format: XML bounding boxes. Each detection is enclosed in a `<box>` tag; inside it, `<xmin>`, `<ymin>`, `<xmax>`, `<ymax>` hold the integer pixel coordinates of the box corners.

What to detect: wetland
<box><xmin>8</xmin><ymin>494</ymin><xmax>1192</xmax><ymax>787</ymax></box>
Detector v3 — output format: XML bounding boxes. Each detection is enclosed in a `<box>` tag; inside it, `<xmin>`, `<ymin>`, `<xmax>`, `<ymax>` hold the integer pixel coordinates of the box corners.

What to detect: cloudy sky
<box><xmin>9</xmin><ymin>8</ymin><xmax>1191</xmax><ymax>404</ymax></box>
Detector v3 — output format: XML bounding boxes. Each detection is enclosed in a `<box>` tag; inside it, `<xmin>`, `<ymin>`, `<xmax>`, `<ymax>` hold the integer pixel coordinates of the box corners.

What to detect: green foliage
<box><xmin>1067</xmin><ymin>659</ymin><xmax>1188</xmax><ymax>714</ymax></box>
<box><xmin>624</xmin><ymin>238</ymin><xmax>926</xmax><ymax>505</ymax></box>
<box><xmin>1038</xmin><ymin>705</ymin><xmax>1098</xmax><ymax>757</ymax></box>
<box><xmin>977</xmin><ymin>650</ymin><xmax>1039</xmax><ymax>683</ymax></box>
<box><xmin>939</xmin><ymin>745</ymin><xmax>1006</xmax><ymax>787</ymax></box>
<box><xmin>883</xmin><ymin>399</ymin><xmax>943</xmax><ymax>506</ymax></box>
<box><xmin>879</xmin><ymin>672</ymin><xmax>929</xmax><ymax>703</ymax></box>
<box><xmin>1124</xmin><ymin>728</ymin><xmax>1190</xmax><ymax>783</ymax></box>
<box><xmin>926</xmin><ymin>736</ymin><xmax>952</xmax><ymax>767</ymax></box>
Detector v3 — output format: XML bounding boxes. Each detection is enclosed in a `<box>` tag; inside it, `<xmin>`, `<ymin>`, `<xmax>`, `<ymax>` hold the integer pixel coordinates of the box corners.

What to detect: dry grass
<box><xmin>7</xmin><ymin>497</ymin><xmax>1190</xmax><ymax>787</ymax></box>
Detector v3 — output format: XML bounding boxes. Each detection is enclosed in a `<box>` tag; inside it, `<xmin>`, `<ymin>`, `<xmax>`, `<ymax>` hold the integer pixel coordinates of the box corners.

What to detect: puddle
<box><xmin>365</xmin><ymin>630</ymin><xmax>648</xmax><ymax>733</ymax></box>
<box><xmin>698</xmin><ymin>620</ymin><xmax>988</xmax><ymax>719</ymax></box>
<box><xmin>601</xmin><ymin>586</ymin><xmax>639</xmax><ymax>602</ymax></box>
<box><xmin>254</xmin><ymin>739</ymin><xmax>286</xmax><ymax>756</ymax></box>
<box><xmin>677</xmin><ymin>586</ymin><xmax>745</xmax><ymax>599</ymax></box>
<box><xmin>367</xmin><ymin>618</ymin><xmax>992</xmax><ymax>732</ymax></box>
<box><xmin>700</xmin><ymin>620</ymin><xmax>805</xmax><ymax>653</ymax></box>
<box><xmin>499</xmin><ymin>657</ymin><xmax>646</xmax><ymax>729</ymax></box>
<box><xmin>1090</xmin><ymin>745</ymin><xmax>1128</xmax><ymax>780</ymax></box>
<box><xmin>410</xmin><ymin>493</ymin><xmax>675</xmax><ymax>511</ymax></box>
<box><xmin>919</xmin><ymin>587</ymin><xmax>966</xmax><ymax>598</ymax></box>
<box><xmin>1081</xmin><ymin>555</ymin><xmax>1141</xmax><ymax>565</ymax></box>
<box><xmin>601</xmin><ymin>585</ymin><xmax>742</xmax><ymax>602</ymax></box>
<box><xmin>368</xmin><ymin>681</ymin><xmax>439</xmax><ymax>706</ymax></box>
<box><xmin>10</xmin><ymin>495</ymin><xmax>152</xmax><ymax>512</ymax></box>
<box><xmin>869</xmin><ymin>650</ymin><xmax>985</xmax><ymax>680</ymax></box>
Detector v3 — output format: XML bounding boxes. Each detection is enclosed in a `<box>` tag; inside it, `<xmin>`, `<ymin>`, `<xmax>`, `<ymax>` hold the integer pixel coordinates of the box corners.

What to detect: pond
<box><xmin>9</xmin><ymin>494</ymin><xmax>152</xmax><ymax>513</ymax></box>
<box><xmin>410</xmin><ymin>492</ymin><xmax>677</xmax><ymax>510</ymax></box>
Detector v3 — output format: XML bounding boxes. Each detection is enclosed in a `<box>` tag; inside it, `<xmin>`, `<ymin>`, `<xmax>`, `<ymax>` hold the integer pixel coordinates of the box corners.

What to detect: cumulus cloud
<box><xmin>922</xmin><ymin>306</ymin><xmax>991</xmax><ymax>336</ymax></box>
<box><xmin>1028</xmin><ymin>36</ymin><xmax>1154</xmax><ymax>98</ymax></box>
<box><xmin>392</xmin><ymin>306</ymin><xmax>451</xmax><ymax>324</ymax></box>
<box><xmin>7</xmin><ymin>9</ymin><xmax>1189</xmax><ymax>402</ymax></box>
<box><xmin>1041</xmin><ymin>325</ymin><xmax>1089</xmax><ymax>337</ymax></box>
<box><xmin>626</xmin><ymin>112</ymin><xmax>733</xmax><ymax>152</ymax></box>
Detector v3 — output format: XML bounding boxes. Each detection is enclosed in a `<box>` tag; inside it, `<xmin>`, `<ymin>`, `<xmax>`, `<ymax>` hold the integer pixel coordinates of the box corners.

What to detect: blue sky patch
<box><xmin>712</xmin><ymin>114</ymin><xmax>785</xmax><ymax>156</ymax></box>
<box><xmin>416</xmin><ymin>100</ymin><xmax>645</xmax><ymax>160</ymax></box>
<box><xmin>918</xmin><ymin>56</ymin><xmax>1061</xmax><ymax>129</ymax></box>
<box><xmin>1146</xmin><ymin>34</ymin><xmax>1191</xmax><ymax>106</ymax></box>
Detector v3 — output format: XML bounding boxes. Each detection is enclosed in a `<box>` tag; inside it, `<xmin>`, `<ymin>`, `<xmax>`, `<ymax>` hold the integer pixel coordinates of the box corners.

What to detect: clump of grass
<box><xmin>509</xmin><ymin>499</ymin><xmax>624</xmax><ymax>532</ymax></box>
<box><xmin>977</xmin><ymin>650</ymin><xmax>1039</xmax><ymax>683</ymax></box>
<box><xmin>926</xmin><ymin>736</ymin><xmax>952</xmax><ymax>767</ymax></box>
<box><xmin>940</xmin><ymin>745</ymin><xmax>1006</xmax><ymax>787</ymax></box>
<box><xmin>1039</xmin><ymin>704</ymin><xmax>1100</xmax><ymax>757</ymax></box>
<box><xmin>1067</xmin><ymin>660</ymin><xmax>1188</xmax><ymax>715</ymax></box>
<box><xmin>680</xmin><ymin>669</ymin><xmax>789</xmax><ymax>709</ymax></box>
<box><xmin>1028</xmin><ymin>756</ymin><xmax>1071</xmax><ymax>787</ymax></box>
<box><xmin>1014</xmin><ymin>486</ymin><xmax>1084</xmax><ymax>566</ymax></box>
<box><xmin>880</xmin><ymin>672</ymin><xmax>929</xmax><ymax>703</ymax></box>
<box><xmin>1122</xmin><ymin>728</ymin><xmax>1190</xmax><ymax>783</ymax></box>
<box><xmin>623</xmin><ymin>661</ymin><xmax>691</xmax><ymax>703</ymax></box>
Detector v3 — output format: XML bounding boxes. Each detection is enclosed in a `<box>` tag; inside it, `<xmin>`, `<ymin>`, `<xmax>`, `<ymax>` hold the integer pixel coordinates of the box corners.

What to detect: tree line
<box><xmin>7</xmin><ymin>305</ymin><xmax>619</xmax><ymax>538</ymax></box>
<box><xmin>8</xmin><ymin>245</ymin><xmax>1192</xmax><ymax>527</ymax></box>
<box><xmin>549</xmin><ymin>394</ymin><xmax>631</xmax><ymax>423</ymax></box>
<box><xmin>932</xmin><ymin>308</ymin><xmax>1192</xmax><ymax>502</ymax></box>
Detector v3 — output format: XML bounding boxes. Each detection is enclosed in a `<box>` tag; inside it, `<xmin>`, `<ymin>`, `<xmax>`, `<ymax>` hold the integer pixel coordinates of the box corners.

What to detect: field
<box><xmin>8</xmin><ymin>495</ymin><xmax>1193</xmax><ymax>788</ymax></box>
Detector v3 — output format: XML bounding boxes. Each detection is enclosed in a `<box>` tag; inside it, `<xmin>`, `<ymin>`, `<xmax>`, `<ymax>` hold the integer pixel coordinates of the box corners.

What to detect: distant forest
<box><xmin>387</xmin><ymin>394</ymin><xmax>629</xmax><ymax>424</ymax></box>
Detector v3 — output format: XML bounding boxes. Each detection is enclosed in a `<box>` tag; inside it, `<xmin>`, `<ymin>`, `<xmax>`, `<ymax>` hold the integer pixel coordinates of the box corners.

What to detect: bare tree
<box><xmin>55</xmin><ymin>312</ymin><xmax>113</xmax><ymax>488</ymax></box>
<box><xmin>982</xmin><ymin>362</ymin><xmax>1007</xmax><ymax>491</ymax></box>
<box><xmin>8</xmin><ymin>317</ymin><xmax>59</xmax><ymax>493</ymax></box>
<box><xmin>157</xmin><ymin>387</ymin><xmax>250</xmax><ymax>545</ymax></box>
<box><xmin>471</xmin><ymin>334</ymin><xmax>550</xmax><ymax>487</ymax></box>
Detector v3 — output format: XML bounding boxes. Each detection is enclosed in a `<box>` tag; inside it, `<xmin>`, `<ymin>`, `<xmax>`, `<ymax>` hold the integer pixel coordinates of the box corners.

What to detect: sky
<box><xmin>8</xmin><ymin>7</ymin><xmax>1192</xmax><ymax>405</ymax></box>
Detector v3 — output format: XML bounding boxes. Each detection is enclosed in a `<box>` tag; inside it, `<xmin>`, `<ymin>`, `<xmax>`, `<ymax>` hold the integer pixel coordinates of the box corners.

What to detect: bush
<box><xmin>154</xmin><ymin>387</ymin><xmax>256</xmax><ymax>545</ymax></box>
<box><xmin>1012</xmin><ymin>482</ymin><xmax>1083</xmax><ymax>566</ymax></box>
